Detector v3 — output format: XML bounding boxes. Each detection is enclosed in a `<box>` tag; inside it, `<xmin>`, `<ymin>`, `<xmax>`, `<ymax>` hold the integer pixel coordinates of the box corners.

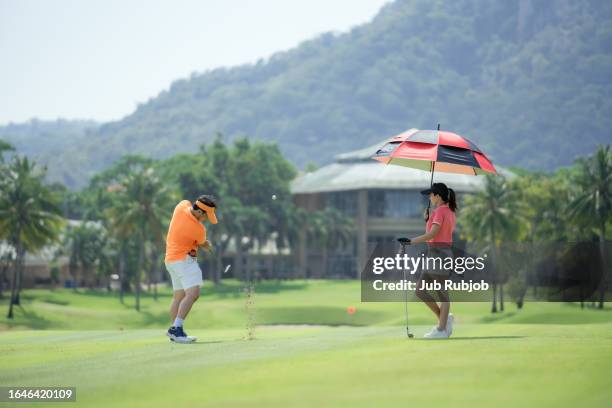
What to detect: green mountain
<box><xmin>2</xmin><ymin>0</ymin><xmax>611</xmax><ymax>189</ymax></box>
<box><xmin>0</xmin><ymin>119</ymin><xmax>99</xmax><ymax>186</ymax></box>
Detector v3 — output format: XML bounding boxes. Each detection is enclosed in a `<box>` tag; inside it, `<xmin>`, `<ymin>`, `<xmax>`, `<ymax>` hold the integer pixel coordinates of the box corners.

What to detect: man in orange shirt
<box><xmin>164</xmin><ymin>195</ymin><xmax>218</xmax><ymax>343</ymax></box>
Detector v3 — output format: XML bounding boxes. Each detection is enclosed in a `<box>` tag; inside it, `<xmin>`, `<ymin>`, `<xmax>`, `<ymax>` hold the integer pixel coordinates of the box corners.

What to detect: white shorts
<box><xmin>165</xmin><ymin>256</ymin><xmax>203</xmax><ymax>290</ymax></box>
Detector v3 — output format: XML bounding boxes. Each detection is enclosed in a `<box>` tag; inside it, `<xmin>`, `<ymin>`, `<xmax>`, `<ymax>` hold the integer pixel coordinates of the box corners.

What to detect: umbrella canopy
<box><xmin>372</xmin><ymin>128</ymin><xmax>497</xmax><ymax>176</ymax></box>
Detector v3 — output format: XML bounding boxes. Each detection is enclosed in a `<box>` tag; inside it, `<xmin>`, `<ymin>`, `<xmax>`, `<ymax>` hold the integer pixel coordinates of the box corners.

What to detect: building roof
<box><xmin>291</xmin><ymin>133</ymin><xmax>513</xmax><ymax>194</ymax></box>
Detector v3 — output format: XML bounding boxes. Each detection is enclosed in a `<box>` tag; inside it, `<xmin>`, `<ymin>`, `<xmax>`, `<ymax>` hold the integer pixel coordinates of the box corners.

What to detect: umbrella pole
<box><xmin>425</xmin><ymin>124</ymin><xmax>440</xmax><ymax>219</ymax></box>
<box><xmin>429</xmin><ymin>161</ymin><xmax>435</xmax><ymax>187</ymax></box>
<box><xmin>426</xmin><ymin>161</ymin><xmax>435</xmax><ymax>220</ymax></box>
<box><xmin>431</xmin><ymin>124</ymin><xmax>439</xmax><ymax>187</ymax></box>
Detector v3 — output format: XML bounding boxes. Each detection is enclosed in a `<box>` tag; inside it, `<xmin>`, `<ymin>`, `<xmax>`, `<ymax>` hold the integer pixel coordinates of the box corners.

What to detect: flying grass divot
<box><xmin>244</xmin><ymin>283</ymin><xmax>256</xmax><ymax>340</ymax></box>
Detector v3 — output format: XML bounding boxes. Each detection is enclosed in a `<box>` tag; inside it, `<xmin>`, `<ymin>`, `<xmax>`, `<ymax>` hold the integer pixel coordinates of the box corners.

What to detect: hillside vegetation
<box><xmin>2</xmin><ymin>0</ymin><xmax>611</xmax><ymax>188</ymax></box>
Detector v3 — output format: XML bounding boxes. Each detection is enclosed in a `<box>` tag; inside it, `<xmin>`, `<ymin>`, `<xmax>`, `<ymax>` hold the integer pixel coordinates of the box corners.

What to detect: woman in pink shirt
<box><xmin>407</xmin><ymin>182</ymin><xmax>457</xmax><ymax>339</ymax></box>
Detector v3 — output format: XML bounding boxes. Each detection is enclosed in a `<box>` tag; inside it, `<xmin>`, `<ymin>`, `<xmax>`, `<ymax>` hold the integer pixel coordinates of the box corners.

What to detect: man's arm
<box><xmin>198</xmin><ymin>240</ymin><xmax>213</xmax><ymax>253</ymax></box>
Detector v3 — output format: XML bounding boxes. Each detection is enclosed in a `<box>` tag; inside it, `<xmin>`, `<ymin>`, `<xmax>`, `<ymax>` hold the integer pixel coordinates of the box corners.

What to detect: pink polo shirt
<box><xmin>426</xmin><ymin>203</ymin><xmax>455</xmax><ymax>247</ymax></box>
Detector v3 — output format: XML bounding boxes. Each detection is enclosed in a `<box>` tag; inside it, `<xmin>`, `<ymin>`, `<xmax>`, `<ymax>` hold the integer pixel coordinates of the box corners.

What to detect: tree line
<box><xmin>0</xmin><ymin>136</ymin><xmax>352</xmax><ymax>317</ymax></box>
<box><xmin>460</xmin><ymin>145</ymin><xmax>611</xmax><ymax>311</ymax></box>
<box><xmin>1</xmin><ymin>138</ymin><xmax>610</xmax><ymax>317</ymax></box>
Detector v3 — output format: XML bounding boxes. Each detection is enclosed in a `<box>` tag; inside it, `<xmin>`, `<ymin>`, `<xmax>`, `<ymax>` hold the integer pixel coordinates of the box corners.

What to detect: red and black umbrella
<box><xmin>372</xmin><ymin>127</ymin><xmax>497</xmax><ymax>182</ymax></box>
<box><xmin>372</xmin><ymin>126</ymin><xmax>497</xmax><ymax>217</ymax></box>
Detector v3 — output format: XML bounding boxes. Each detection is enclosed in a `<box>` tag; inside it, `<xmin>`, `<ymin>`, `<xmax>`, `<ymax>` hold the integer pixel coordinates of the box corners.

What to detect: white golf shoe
<box><xmin>424</xmin><ymin>327</ymin><xmax>449</xmax><ymax>339</ymax></box>
<box><xmin>446</xmin><ymin>314</ymin><xmax>454</xmax><ymax>337</ymax></box>
<box><xmin>173</xmin><ymin>335</ymin><xmax>196</xmax><ymax>344</ymax></box>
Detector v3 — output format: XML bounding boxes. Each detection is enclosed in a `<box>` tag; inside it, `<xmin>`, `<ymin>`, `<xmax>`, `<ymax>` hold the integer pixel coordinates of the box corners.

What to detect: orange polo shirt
<box><xmin>165</xmin><ymin>200</ymin><xmax>206</xmax><ymax>262</ymax></box>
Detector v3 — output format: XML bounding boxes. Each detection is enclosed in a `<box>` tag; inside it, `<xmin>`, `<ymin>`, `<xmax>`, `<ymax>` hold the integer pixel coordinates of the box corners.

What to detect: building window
<box><xmin>368</xmin><ymin>190</ymin><xmax>385</xmax><ymax>217</ymax></box>
<box><xmin>325</xmin><ymin>191</ymin><xmax>357</xmax><ymax>217</ymax></box>
<box><xmin>368</xmin><ymin>190</ymin><xmax>427</xmax><ymax>219</ymax></box>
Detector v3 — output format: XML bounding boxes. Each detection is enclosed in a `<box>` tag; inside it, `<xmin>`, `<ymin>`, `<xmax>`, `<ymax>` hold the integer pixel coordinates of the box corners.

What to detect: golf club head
<box><xmin>407</xmin><ymin>333</ymin><xmax>414</xmax><ymax>338</ymax></box>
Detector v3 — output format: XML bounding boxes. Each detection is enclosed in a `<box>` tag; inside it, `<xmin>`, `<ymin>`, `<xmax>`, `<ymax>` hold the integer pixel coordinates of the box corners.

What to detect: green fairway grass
<box><xmin>1</xmin><ymin>280</ymin><xmax>611</xmax><ymax>407</ymax></box>
<box><xmin>2</xmin><ymin>280</ymin><xmax>611</xmax><ymax>330</ymax></box>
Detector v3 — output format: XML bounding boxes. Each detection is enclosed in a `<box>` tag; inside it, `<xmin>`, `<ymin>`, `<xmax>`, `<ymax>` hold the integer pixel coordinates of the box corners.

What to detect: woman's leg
<box><xmin>433</xmin><ymin>276</ymin><xmax>450</xmax><ymax>330</ymax></box>
<box><xmin>438</xmin><ymin>301</ymin><xmax>450</xmax><ymax>330</ymax></box>
<box><xmin>415</xmin><ymin>274</ymin><xmax>440</xmax><ymax>318</ymax></box>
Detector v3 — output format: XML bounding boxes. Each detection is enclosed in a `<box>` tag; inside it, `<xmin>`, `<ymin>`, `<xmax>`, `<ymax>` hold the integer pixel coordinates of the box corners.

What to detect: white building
<box><xmin>291</xmin><ymin>139</ymin><xmax>513</xmax><ymax>278</ymax></box>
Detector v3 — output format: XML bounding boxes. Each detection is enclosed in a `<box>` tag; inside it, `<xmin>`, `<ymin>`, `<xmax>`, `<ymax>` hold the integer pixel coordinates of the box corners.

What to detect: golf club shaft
<box><xmin>401</xmin><ymin>243</ymin><xmax>413</xmax><ymax>338</ymax></box>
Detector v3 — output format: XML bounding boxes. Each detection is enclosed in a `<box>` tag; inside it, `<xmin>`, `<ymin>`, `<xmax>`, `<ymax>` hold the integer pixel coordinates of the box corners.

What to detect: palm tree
<box><xmin>511</xmin><ymin>173</ymin><xmax>570</xmax><ymax>242</ymax></box>
<box><xmin>107</xmin><ymin>167</ymin><xmax>170</xmax><ymax>311</ymax></box>
<box><xmin>93</xmin><ymin>208</ymin><xmax>129</xmax><ymax>303</ymax></box>
<box><xmin>304</xmin><ymin>210</ymin><xmax>328</xmax><ymax>279</ymax></box>
<box><xmin>238</xmin><ymin>206</ymin><xmax>270</xmax><ymax>282</ymax></box>
<box><xmin>59</xmin><ymin>221</ymin><xmax>105</xmax><ymax>290</ymax></box>
<box><xmin>281</xmin><ymin>205</ymin><xmax>310</xmax><ymax>279</ymax></box>
<box><xmin>0</xmin><ymin>252</ymin><xmax>12</xmax><ymax>299</ymax></box>
<box><xmin>0</xmin><ymin>156</ymin><xmax>64</xmax><ymax>318</ymax></box>
<box><xmin>567</xmin><ymin>145</ymin><xmax>611</xmax><ymax>309</ymax></box>
<box><xmin>96</xmin><ymin>234</ymin><xmax>117</xmax><ymax>292</ymax></box>
<box><xmin>0</xmin><ymin>142</ymin><xmax>13</xmax><ymax>298</ymax></box>
<box><xmin>207</xmin><ymin>196</ymin><xmax>245</xmax><ymax>283</ymax></box>
<box><xmin>460</xmin><ymin>174</ymin><xmax>525</xmax><ymax>313</ymax></box>
<box><xmin>146</xmin><ymin>241</ymin><xmax>165</xmax><ymax>301</ymax></box>
<box><xmin>320</xmin><ymin>208</ymin><xmax>353</xmax><ymax>277</ymax></box>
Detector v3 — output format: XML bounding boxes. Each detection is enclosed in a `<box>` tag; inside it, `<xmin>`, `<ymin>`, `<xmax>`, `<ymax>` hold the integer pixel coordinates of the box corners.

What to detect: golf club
<box><xmin>397</xmin><ymin>237</ymin><xmax>414</xmax><ymax>338</ymax></box>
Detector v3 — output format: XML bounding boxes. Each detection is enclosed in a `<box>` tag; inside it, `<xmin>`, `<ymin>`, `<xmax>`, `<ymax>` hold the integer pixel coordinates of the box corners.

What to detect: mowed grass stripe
<box><xmin>1</xmin><ymin>324</ymin><xmax>606</xmax><ymax>407</ymax></box>
<box><xmin>3</xmin><ymin>282</ymin><xmax>612</xmax><ymax>331</ymax></box>
<box><xmin>110</xmin><ymin>325</ymin><xmax>612</xmax><ymax>408</ymax></box>
<box><xmin>0</xmin><ymin>326</ymin><xmax>383</xmax><ymax>383</ymax></box>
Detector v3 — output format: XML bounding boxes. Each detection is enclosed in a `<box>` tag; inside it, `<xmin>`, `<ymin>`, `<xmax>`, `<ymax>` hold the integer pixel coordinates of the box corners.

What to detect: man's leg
<box><xmin>176</xmin><ymin>285</ymin><xmax>201</xmax><ymax>321</ymax></box>
<box><xmin>169</xmin><ymin>258</ymin><xmax>203</xmax><ymax>342</ymax></box>
<box><xmin>170</xmin><ymin>290</ymin><xmax>186</xmax><ymax>324</ymax></box>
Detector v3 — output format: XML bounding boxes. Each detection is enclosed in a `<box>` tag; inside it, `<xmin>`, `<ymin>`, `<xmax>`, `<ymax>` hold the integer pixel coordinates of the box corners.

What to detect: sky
<box><xmin>0</xmin><ymin>0</ymin><xmax>390</xmax><ymax>125</ymax></box>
